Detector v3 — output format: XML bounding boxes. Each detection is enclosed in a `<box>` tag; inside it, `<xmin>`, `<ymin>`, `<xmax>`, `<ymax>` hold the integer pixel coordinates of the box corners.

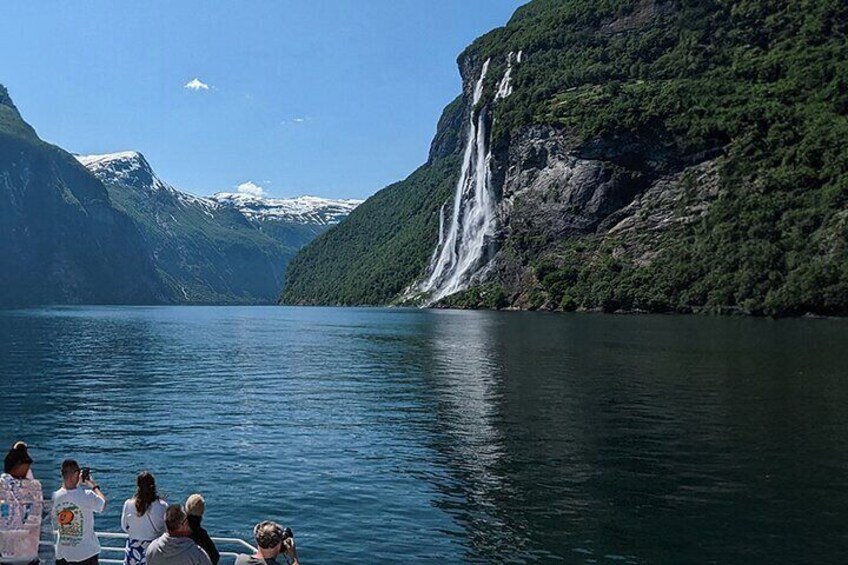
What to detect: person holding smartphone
<box><xmin>53</xmin><ymin>460</ymin><xmax>107</xmax><ymax>565</ymax></box>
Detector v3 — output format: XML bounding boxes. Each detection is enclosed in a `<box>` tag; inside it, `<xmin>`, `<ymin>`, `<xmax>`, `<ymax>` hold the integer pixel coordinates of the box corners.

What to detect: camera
<box><xmin>281</xmin><ymin>527</ymin><xmax>293</xmax><ymax>540</ymax></box>
<box><xmin>81</xmin><ymin>467</ymin><xmax>91</xmax><ymax>482</ymax></box>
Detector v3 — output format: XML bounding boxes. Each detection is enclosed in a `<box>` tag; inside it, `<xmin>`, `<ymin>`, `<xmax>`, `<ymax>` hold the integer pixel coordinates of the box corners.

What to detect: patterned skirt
<box><xmin>124</xmin><ymin>538</ymin><xmax>152</xmax><ymax>565</ymax></box>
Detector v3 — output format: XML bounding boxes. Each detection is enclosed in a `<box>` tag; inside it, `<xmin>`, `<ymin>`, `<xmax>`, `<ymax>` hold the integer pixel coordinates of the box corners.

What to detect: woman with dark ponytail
<box><xmin>121</xmin><ymin>471</ymin><xmax>168</xmax><ymax>565</ymax></box>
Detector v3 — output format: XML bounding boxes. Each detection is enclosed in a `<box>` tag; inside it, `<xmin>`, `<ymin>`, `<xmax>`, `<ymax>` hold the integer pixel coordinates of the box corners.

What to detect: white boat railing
<box><xmin>40</xmin><ymin>531</ymin><xmax>257</xmax><ymax>564</ymax></box>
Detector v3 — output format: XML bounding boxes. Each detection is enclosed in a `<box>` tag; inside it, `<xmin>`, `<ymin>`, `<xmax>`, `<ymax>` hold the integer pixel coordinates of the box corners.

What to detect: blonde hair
<box><xmin>185</xmin><ymin>493</ymin><xmax>205</xmax><ymax>517</ymax></box>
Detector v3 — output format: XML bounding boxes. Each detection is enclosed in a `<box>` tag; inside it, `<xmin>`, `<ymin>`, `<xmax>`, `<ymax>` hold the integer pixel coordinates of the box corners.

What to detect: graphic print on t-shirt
<box><xmin>55</xmin><ymin>502</ymin><xmax>84</xmax><ymax>545</ymax></box>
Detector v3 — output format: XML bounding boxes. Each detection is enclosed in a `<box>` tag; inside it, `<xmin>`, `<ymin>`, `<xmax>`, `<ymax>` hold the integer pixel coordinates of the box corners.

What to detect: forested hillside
<box><xmin>283</xmin><ymin>0</ymin><xmax>848</xmax><ymax>316</ymax></box>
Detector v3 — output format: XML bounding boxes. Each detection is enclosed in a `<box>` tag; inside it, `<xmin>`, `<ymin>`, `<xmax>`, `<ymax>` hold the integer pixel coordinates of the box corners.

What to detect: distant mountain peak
<box><xmin>74</xmin><ymin>151</ymin><xmax>156</xmax><ymax>177</ymax></box>
<box><xmin>76</xmin><ymin>151</ymin><xmax>217</xmax><ymax>217</ymax></box>
<box><xmin>77</xmin><ymin>150</ymin><xmax>147</xmax><ymax>168</ymax></box>
<box><xmin>212</xmin><ymin>192</ymin><xmax>363</xmax><ymax>225</ymax></box>
<box><xmin>77</xmin><ymin>150</ymin><xmax>362</xmax><ymax>227</ymax></box>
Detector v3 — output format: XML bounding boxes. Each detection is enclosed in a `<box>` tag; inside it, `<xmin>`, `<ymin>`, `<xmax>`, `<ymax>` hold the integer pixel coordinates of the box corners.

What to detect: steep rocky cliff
<box><xmin>0</xmin><ymin>85</ymin><xmax>164</xmax><ymax>305</ymax></box>
<box><xmin>282</xmin><ymin>0</ymin><xmax>848</xmax><ymax>316</ymax></box>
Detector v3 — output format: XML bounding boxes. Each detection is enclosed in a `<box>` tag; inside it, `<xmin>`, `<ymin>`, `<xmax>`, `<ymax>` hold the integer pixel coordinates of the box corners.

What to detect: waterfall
<box><xmin>408</xmin><ymin>53</ymin><xmax>522</xmax><ymax>305</ymax></box>
<box><xmin>495</xmin><ymin>51</ymin><xmax>518</xmax><ymax>100</ymax></box>
<box><xmin>412</xmin><ymin>58</ymin><xmax>497</xmax><ymax>304</ymax></box>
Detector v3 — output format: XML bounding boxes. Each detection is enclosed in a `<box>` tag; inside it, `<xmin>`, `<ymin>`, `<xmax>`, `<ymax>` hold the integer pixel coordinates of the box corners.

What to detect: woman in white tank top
<box><xmin>121</xmin><ymin>471</ymin><xmax>167</xmax><ymax>565</ymax></box>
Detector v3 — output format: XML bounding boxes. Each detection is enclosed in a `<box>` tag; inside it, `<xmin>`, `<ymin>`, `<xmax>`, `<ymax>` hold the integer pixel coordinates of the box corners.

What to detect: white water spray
<box><xmin>495</xmin><ymin>51</ymin><xmax>519</xmax><ymax>100</ymax></box>
<box><xmin>413</xmin><ymin>59</ymin><xmax>499</xmax><ymax>304</ymax></box>
<box><xmin>408</xmin><ymin>53</ymin><xmax>524</xmax><ymax>305</ymax></box>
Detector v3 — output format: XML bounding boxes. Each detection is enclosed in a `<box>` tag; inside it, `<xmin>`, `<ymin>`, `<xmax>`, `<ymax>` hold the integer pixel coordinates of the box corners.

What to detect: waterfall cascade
<box><xmin>411</xmin><ymin>53</ymin><xmax>521</xmax><ymax>305</ymax></box>
<box><xmin>495</xmin><ymin>51</ymin><xmax>521</xmax><ymax>100</ymax></box>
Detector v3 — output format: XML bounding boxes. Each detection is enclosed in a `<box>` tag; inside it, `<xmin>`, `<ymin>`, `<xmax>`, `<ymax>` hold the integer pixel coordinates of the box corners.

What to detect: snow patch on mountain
<box><xmin>76</xmin><ymin>152</ymin><xmax>362</xmax><ymax>226</ymax></box>
<box><xmin>76</xmin><ymin>151</ymin><xmax>217</xmax><ymax>214</ymax></box>
<box><xmin>212</xmin><ymin>192</ymin><xmax>362</xmax><ymax>225</ymax></box>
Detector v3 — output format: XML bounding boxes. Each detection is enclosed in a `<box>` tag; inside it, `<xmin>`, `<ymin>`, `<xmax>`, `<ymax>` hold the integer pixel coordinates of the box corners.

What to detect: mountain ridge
<box><xmin>77</xmin><ymin>150</ymin><xmax>362</xmax><ymax>224</ymax></box>
<box><xmin>77</xmin><ymin>150</ymin><xmax>360</xmax><ymax>304</ymax></box>
<box><xmin>0</xmin><ymin>86</ymin><xmax>165</xmax><ymax>305</ymax></box>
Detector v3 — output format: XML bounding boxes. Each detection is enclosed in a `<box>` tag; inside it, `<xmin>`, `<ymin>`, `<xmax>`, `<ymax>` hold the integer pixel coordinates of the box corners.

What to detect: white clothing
<box><xmin>121</xmin><ymin>498</ymin><xmax>167</xmax><ymax>541</ymax></box>
<box><xmin>53</xmin><ymin>486</ymin><xmax>106</xmax><ymax>562</ymax></box>
<box><xmin>0</xmin><ymin>473</ymin><xmax>43</xmax><ymax>565</ymax></box>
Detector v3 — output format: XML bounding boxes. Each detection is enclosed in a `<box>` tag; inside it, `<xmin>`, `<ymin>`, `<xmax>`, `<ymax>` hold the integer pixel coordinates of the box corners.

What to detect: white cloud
<box><xmin>184</xmin><ymin>78</ymin><xmax>210</xmax><ymax>91</ymax></box>
<box><xmin>237</xmin><ymin>181</ymin><xmax>265</xmax><ymax>197</ymax></box>
<box><xmin>281</xmin><ymin>116</ymin><xmax>311</xmax><ymax>126</ymax></box>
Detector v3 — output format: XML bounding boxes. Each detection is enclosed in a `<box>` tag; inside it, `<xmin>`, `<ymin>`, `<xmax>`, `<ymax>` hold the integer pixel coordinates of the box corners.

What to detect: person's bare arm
<box><xmin>83</xmin><ymin>476</ymin><xmax>107</xmax><ymax>510</ymax></box>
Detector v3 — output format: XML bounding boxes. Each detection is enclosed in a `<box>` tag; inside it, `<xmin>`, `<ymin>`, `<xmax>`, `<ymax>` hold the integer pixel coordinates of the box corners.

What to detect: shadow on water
<box><xmin>1</xmin><ymin>307</ymin><xmax>847</xmax><ymax>563</ymax></box>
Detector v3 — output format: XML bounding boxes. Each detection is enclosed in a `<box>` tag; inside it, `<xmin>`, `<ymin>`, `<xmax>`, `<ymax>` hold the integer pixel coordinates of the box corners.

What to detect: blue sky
<box><xmin>0</xmin><ymin>1</ymin><xmax>527</xmax><ymax>199</ymax></box>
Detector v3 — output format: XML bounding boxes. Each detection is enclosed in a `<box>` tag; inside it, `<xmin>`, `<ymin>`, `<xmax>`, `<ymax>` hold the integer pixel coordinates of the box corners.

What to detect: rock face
<box><xmin>489</xmin><ymin>125</ymin><xmax>721</xmax><ymax>306</ymax></box>
<box><xmin>0</xmin><ymin>86</ymin><xmax>164</xmax><ymax>305</ymax></box>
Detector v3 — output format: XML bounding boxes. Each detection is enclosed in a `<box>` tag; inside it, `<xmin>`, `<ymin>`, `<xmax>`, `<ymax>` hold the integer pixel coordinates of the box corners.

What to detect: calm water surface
<box><xmin>1</xmin><ymin>307</ymin><xmax>847</xmax><ymax>564</ymax></box>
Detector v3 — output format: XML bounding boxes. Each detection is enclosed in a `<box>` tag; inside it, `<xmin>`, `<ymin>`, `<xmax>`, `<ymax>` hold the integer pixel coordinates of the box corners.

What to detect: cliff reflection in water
<box><xmin>419</xmin><ymin>311</ymin><xmax>848</xmax><ymax>563</ymax></box>
<box><xmin>422</xmin><ymin>310</ymin><xmax>587</xmax><ymax>562</ymax></box>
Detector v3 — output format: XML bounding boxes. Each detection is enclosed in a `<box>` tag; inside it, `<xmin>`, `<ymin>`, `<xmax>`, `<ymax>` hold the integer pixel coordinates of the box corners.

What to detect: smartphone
<box><xmin>81</xmin><ymin>468</ymin><xmax>91</xmax><ymax>482</ymax></box>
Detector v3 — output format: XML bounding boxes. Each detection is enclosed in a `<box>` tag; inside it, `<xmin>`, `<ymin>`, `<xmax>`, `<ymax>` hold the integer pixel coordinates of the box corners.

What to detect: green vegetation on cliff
<box><xmin>282</xmin><ymin>0</ymin><xmax>848</xmax><ymax>316</ymax></box>
<box><xmin>281</xmin><ymin>98</ymin><xmax>464</xmax><ymax>305</ymax></box>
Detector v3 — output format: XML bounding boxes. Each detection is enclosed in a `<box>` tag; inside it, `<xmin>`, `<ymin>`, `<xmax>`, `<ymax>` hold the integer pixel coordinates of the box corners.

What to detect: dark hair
<box><xmin>61</xmin><ymin>459</ymin><xmax>80</xmax><ymax>479</ymax></box>
<box><xmin>165</xmin><ymin>504</ymin><xmax>187</xmax><ymax>532</ymax></box>
<box><xmin>134</xmin><ymin>471</ymin><xmax>159</xmax><ymax>516</ymax></box>
<box><xmin>4</xmin><ymin>442</ymin><xmax>33</xmax><ymax>474</ymax></box>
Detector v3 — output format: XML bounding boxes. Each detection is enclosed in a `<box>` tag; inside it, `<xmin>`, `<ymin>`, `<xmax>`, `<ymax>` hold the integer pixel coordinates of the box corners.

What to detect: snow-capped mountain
<box><xmin>78</xmin><ymin>151</ymin><xmax>217</xmax><ymax>214</ymax></box>
<box><xmin>212</xmin><ymin>192</ymin><xmax>362</xmax><ymax>226</ymax></box>
<box><xmin>76</xmin><ymin>151</ymin><xmax>361</xmax><ymax>227</ymax></box>
<box><xmin>74</xmin><ymin>151</ymin><xmax>361</xmax><ymax>304</ymax></box>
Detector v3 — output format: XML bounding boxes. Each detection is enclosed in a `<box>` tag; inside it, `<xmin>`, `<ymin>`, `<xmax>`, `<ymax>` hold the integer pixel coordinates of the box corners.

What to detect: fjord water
<box><xmin>1</xmin><ymin>307</ymin><xmax>847</xmax><ymax>564</ymax></box>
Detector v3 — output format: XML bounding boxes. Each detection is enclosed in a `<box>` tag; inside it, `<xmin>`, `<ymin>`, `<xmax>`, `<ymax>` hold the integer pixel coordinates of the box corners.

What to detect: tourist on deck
<box><xmin>0</xmin><ymin>442</ymin><xmax>42</xmax><ymax>565</ymax></box>
<box><xmin>121</xmin><ymin>471</ymin><xmax>168</xmax><ymax>565</ymax></box>
<box><xmin>234</xmin><ymin>521</ymin><xmax>299</xmax><ymax>565</ymax></box>
<box><xmin>184</xmin><ymin>495</ymin><xmax>219</xmax><ymax>565</ymax></box>
<box><xmin>53</xmin><ymin>460</ymin><xmax>107</xmax><ymax>565</ymax></box>
<box><xmin>3</xmin><ymin>442</ymin><xmax>34</xmax><ymax>480</ymax></box>
<box><xmin>145</xmin><ymin>505</ymin><xmax>211</xmax><ymax>565</ymax></box>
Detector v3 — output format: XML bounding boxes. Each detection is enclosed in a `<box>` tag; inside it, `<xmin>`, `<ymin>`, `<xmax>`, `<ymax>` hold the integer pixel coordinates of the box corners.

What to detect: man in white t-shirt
<box><xmin>52</xmin><ymin>460</ymin><xmax>107</xmax><ymax>565</ymax></box>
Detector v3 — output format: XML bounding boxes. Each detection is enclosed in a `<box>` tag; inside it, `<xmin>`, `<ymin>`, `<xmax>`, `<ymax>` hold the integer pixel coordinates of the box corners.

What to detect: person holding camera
<box><xmin>52</xmin><ymin>460</ymin><xmax>107</xmax><ymax>565</ymax></box>
<box><xmin>234</xmin><ymin>521</ymin><xmax>299</xmax><ymax>565</ymax></box>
